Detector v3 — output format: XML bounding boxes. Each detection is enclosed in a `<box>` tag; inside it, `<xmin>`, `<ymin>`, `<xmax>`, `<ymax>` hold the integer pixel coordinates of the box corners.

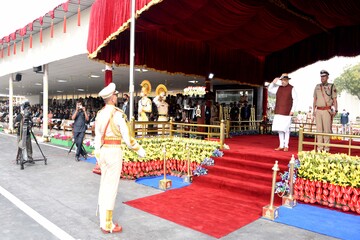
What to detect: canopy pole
<box><xmin>129</xmin><ymin>0</ymin><xmax>136</xmax><ymax>120</ymax></box>
<box><xmin>42</xmin><ymin>64</ymin><xmax>49</xmax><ymax>140</ymax></box>
<box><xmin>8</xmin><ymin>74</ymin><xmax>14</xmax><ymax>133</ymax></box>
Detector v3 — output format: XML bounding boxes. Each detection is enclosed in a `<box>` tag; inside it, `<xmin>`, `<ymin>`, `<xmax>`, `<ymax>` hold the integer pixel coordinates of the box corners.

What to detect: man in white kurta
<box><xmin>95</xmin><ymin>83</ymin><xmax>146</xmax><ymax>233</ymax></box>
<box><xmin>268</xmin><ymin>73</ymin><xmax>298</xmax><ymax>151</ymax></box>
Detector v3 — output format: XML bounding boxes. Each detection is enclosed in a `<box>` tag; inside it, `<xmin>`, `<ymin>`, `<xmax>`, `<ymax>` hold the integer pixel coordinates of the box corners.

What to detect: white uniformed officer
<box><xmin>94</xmin><ymin>83</ymin><xmax>146</xmax><ymax>233</ymax></box>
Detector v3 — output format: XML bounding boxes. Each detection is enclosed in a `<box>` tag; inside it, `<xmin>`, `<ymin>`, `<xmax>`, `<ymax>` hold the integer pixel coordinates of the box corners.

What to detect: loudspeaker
<box><xmin>15</xmin><ymin>73</ymin><xmax>22</xmax><ymax>82</ymax></box>
<box><xmin>33</xmin><ymin>66</ymin><xmax>42</xmax><ymax>73</ymax></box>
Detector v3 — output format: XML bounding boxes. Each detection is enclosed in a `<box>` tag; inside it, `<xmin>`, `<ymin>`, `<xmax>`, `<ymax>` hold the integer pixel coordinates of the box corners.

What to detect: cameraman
<box><xmin>14</xmin><ymin>101</ymin><xmax>33</xmax><ymax>162</ymax></box>
<box><xmin>72</xmin><ymin>99</ymin><xmax>89</xmax><ymax>161</ymax></box>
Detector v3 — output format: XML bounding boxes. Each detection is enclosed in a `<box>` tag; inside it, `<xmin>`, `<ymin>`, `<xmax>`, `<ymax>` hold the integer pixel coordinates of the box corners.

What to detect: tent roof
<box><xmin>87</xmin><ymin>0</ymin><xmax>360</xmax><ymax>86</ymax></box>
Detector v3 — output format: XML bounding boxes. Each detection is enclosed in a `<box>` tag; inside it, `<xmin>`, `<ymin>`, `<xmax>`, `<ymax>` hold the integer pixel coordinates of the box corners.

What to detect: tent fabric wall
<box><xmin>87</xmin><ymin>0</ymin><xmax>360</xmax><ymax>85</ymax></box>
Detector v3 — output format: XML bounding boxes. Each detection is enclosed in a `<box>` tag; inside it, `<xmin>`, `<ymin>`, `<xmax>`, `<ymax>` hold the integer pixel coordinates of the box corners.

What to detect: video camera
<box><xmin>21</xmin><ymin>101</ymin><xmax>32</xmax><ymax>126</ymax></box>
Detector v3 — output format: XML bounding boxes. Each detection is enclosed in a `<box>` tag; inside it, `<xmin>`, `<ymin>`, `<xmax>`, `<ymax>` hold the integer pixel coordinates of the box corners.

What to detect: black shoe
<box><xmin>28</xmin><ymin>157</ymin><xmax>35</xmax><ymax>164</ymax></box>
<box><xmin>75</xmin><ymin>156</ymin><xmax>80</xmax><ymax>161</ymax></box>
<box><xmin>82</xmin><ymin>154</ymin><xmax>88</xmax><ymax>160</ymax></box>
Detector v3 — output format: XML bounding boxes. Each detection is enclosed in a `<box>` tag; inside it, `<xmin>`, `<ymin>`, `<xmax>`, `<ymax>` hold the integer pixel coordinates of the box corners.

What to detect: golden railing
<box><xmin>298</xmin><ymin>127</ymin><xmax>360</xmax><ymax>155</ymax></box>
<box><xmin>129</xmin><ymin>119</ymin><xmax>226</xmax><ymax>149</ymax></box>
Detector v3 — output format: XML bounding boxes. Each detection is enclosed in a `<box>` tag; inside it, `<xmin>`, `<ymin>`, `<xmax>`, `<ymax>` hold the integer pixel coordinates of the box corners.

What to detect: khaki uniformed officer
<box><xmin>94</xmin><ymin>83</ymin><xmax>146</xmax><ymax>233</ymax></box>
<box><xmin>313</xmin><ymin>70</ymin><xmax>338</xmax><ymax>152</ymax></box>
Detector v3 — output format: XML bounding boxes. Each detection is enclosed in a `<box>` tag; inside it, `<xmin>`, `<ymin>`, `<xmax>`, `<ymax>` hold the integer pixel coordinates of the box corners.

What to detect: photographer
<box><xmin>14</xmin><ymin>101</ymin><xmax>33</xmax><ymax>162</ymax></box>
<box><xmin>72</xmin><ymin>99</ymin><xmax>89</xmax><ymax>161</ymax></box>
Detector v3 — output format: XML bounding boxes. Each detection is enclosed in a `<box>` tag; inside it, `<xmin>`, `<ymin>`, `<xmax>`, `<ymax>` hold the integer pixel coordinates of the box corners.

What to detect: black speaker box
<box><xmin>33</xmin><ymin>66</ymin><xmax>42</xmax><ymax>73</ymax></box>
<box><xmin>15</xmin><ymin>73</ymin><xmax>22</xmax><ymax>81</ymax></box>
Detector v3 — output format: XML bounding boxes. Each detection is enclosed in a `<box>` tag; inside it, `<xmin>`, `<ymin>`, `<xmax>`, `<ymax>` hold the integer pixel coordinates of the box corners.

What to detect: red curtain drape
<box><xmin>87</xmin><ymin>0</ymin><xmax>360</xmax><ymax>85</ymax></box>
<box><xmin>87</xmin><ymin>0</ymin><xmax>155</xmax><ymax>59</ymax></box>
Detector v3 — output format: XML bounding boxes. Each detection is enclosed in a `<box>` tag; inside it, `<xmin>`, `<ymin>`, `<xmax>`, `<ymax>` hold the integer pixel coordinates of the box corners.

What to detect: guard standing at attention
<box><xmin>313</xmin><ymin>70</ymin><xmax>338</xmax><ymax>152</ymax></box>
<box><xmin>94</xmin><ymin>83</ymin><xmax>146</xmax><ymax>233</ymax></box>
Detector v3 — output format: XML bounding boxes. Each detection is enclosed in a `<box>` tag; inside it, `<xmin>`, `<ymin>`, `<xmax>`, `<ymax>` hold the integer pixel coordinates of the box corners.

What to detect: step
<box><xmin>194</xmin><ymin>173</ymin><xmax>274</xmax><ymax>197</ymax></box>
<box><xmin>207</xmin><ymin>165</ymin><xmax>275</xmax><ymax>185</ymax></box>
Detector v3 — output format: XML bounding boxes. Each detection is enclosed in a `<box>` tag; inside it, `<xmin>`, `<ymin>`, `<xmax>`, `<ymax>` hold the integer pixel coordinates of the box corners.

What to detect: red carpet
<box><xmin>125</xmin><ymin>135</ymin><xmax>360</xmax><ymax>238</ymax></box>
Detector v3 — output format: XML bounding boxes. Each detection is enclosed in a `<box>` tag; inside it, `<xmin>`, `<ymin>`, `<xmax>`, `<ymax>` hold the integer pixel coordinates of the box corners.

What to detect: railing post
<box><xmin>298</xmin><ymin>127</ymin><xmax>304</xmax><ymax>152</ymax></box>
<box><xmin>349</xmin><ymin>137</ymin><xmax>352</xmax><ymax>155</ymax></box>
<box><xmin>182</xmin><ymin>144</ymin><xmax>193</xmax><ymax>183</ymax></box>
<box><xmin>169</xmin><ymin>118</ymin><xmax>173</xmax><ymax>137</ymax></box>
<box><xmin>226</xmin><ymin>120</ymin><xmax>230</xmax><ymax>138</ymax></box>
<box><xmin>159</xmin><ymin>145</ymin><xmax>172</xmax><ymax>190</ymax></box>
<box><xmin>282</xmin><ymin>154</ymin><xmax>297</xmax><ymax>208</ymax></box>
<box><xmin>220</xmin><ymin>120</ymin><xmax>225</xmax><ymax>149</ymax></box>
<box><xmin>262</xmin><ymin>161</ymin><xmax>280</xmax><ymax>220</ymax></box>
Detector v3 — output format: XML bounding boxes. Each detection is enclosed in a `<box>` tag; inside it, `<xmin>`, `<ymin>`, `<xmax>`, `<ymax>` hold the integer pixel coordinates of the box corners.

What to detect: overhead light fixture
<box><xmin>208</xmin><ymin>73</ymin><xmax>214</xmax><ymax>79</ymax></box>
<box><xmin>35</xmin><ymin>83</ymin><xmax>42</xmax><ymax>86</ymax></box>
<box><xmin>90</xmin><ymin>74</ymin><xmax>100</xmax><ymax>78</ymax></box>
<box><xmin>135</xmin><ymin>68</ymin><xmax>148</xmax><ymax>72</ymax></box>
<box><xmin>57</xmin><ymin>79</ymin><xmax>67</xmax><ymax>83</ymax></box>
<box><xmin>56</xmin><ymin>90</ymin><xmax>63</xmax><ymax>93</ymax></box>
<box><xmin>77</xmin><ymin>88</ymin><xmax>85</xmax><ymax>92</ymax></box>
<box><xmin>188</xmin><ymin>80</ymin><xmax>198</xmax><ymax>84</ymax></box>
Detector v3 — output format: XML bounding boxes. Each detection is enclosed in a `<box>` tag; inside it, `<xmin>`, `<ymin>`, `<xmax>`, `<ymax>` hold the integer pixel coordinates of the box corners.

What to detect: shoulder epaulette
<box><xmin>114</xmin><ymin>106</ymin><xmax>124</xmax><ymax>113</ymax></box>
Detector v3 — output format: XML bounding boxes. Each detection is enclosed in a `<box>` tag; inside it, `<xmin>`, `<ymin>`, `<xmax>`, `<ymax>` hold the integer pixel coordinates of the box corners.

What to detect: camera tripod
<box><xmin>16</xmin><ymin>119</ymin><xmax>47</xmax><ymax>170</ymax></box>
<box><xmin>68</xmin><ymin>141</ymin><xmax>87</xmax><ymax>157</ymax></box>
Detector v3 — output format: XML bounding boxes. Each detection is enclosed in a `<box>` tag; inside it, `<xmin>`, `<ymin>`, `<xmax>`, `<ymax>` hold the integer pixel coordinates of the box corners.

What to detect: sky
<box><xmin>1</xmin><ymin>0</ymin><xmax>360</xmax><ymax>112</ymax></box>
<box><xmin>0</xmin><ymin>0</ymin><xmax>65</xmax><ymax>38</ymax></box>
<box><xmin>290</xmin><ymin>55</ymin><xmax>360</xmax><ymax>111</ymax></box>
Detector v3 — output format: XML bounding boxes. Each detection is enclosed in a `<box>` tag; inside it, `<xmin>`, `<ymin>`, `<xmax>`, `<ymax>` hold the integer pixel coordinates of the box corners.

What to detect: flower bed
<box><xmin>294</xmin><ymin>178</ymin><xmax>360</xmax><ymax>213</ymax></box>
<box><xmin>291</xmin><ymin>151</ymin><xmax>360</xmax><ymax>214</ymax></box>
<box><xmin>83</xmin><ymin>139</ymin><xmax>94</xmax><ymax>153</ymax></box>
<box><xmin>50</xmin><ymin>137</ymin><xmax>73</xmax><ymax>147</ymax></box>
<box><xmin>83</xmin><ymin>145</ymin><xmax>94</xmax><ymax>154</ymax></box>
<box><xmin>93</xmin><ymin>137</ymin><xmax>222</xmax><ymax>179</ymax></box>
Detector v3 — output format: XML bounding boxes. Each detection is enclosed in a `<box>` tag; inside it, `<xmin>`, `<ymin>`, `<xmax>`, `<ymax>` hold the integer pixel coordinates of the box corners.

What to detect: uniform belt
<box><xmin>158</xmin><ymin>114</ymin><xmax>168</xmax><ymax>117</ymax></box>
<box><xmin>103</xmin><ymin>139</ymin><xmax>121</xmax><ymax>145</ymax></box>
<box><xmin>317</xmin><ymin>106</ymin><xmax>331</xmax><ymax>110</ymax></box>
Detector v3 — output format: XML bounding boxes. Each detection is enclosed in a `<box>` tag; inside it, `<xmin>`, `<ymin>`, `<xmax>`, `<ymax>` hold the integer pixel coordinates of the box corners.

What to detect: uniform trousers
<box><xmin>98</xmin><ymin>145</ymin><xmax>123</xmax><ymax>229</ymax></box>
<box><xmin>315</xmin><ymin>110</ymin><xmax>332</xmax><ymax>151</ymax></box>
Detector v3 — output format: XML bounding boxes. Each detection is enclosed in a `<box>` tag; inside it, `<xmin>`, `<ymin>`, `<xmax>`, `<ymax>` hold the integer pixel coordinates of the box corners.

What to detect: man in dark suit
<box><xmin>122</xmin><ymin>94</ymin><xmax>130</xmax><ymax>120</ymax></box>
<box><xmin>72</xmin><ymin>99</ymin><xmax>89</xmax><ymax>161</ymax></box>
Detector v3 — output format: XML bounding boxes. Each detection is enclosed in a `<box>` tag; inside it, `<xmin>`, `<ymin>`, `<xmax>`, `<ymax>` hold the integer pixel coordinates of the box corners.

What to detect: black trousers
<box><xmin>74</xmin><ymin>131</ymin><xmax>86</xmax><ymax>157</ymax></box>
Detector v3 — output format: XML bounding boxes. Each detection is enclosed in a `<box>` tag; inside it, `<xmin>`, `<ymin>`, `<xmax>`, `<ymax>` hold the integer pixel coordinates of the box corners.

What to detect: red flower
<box><xmin>323</xmin><ymin>189</ymin><xmax>329</xmax><ymax>196</ymax></box>
<box><xmin>353</xmin><ymin>188</ymin><xmax>360</xmax><ymax>196</ymax></box>
<box><xmin>328</xmin><ymin>196</ymin><xmax>335</xmax><ymax>204</ymax></box>
<box><xmin>342</xmin><ymin>206</ymin><xmax>350</xmax><ymax>212</ymax></box>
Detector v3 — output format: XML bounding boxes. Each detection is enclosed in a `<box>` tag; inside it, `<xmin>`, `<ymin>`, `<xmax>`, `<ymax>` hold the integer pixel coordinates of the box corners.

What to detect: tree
<box><xmin>334</xmin><ymin>63</ymin><xmax>360</xmax><ymax>100</ymax></box>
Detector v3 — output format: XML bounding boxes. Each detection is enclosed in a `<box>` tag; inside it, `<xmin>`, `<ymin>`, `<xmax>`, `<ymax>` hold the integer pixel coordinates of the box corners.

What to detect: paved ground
<box><xmin>0</xmin><ymin>130</ymin><xmax>339</xmax><ymax>240</ymax></box>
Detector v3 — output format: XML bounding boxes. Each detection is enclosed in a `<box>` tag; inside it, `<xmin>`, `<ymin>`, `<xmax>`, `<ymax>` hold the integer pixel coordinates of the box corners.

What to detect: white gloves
<box><xmin>137</xmin><ymin>148</ymin><xmax>146</xmax><ymax>158</ymax></box>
